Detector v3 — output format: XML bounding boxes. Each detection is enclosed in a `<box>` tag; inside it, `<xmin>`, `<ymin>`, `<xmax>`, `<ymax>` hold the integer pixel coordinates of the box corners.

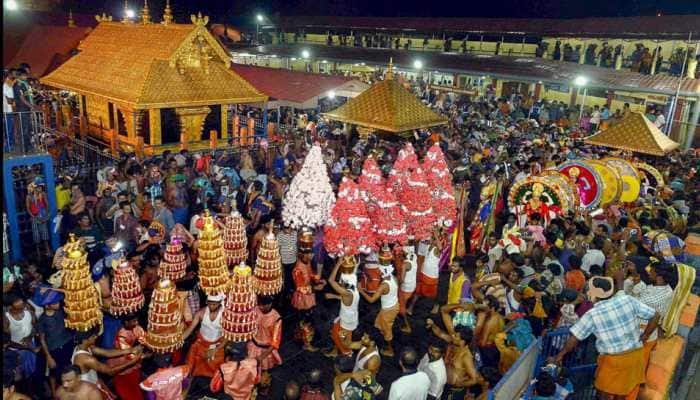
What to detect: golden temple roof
<box><xmin>322</xmin><ymin>72</ymin><xmax>447</xmax><ymax>133</ymax></box>
<box><xmin>585</xmin><ymin>111</ymin><xmax>680</xmax><ymax>156</ymax></box>
<box><xmin>41</xmin><ymin>19</ymin><xmax>266</xmax><ymax>108</ymax></box>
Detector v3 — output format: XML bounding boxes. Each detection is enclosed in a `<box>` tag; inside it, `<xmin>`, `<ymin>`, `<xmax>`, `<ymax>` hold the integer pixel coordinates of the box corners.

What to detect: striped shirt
<box><xmin>278</xmin><ymin>230</ymin><xmax>298</xmax><ymax>265</ymax></box>
<box><xmin>570</xmin><ymin>292</ymin><xmax>656</xmax><ymax>355</ymax></box>
<box><xmin>629</xmin><ymin>282</ymin><xmax>673</xmax><ymax>341</ymax></box>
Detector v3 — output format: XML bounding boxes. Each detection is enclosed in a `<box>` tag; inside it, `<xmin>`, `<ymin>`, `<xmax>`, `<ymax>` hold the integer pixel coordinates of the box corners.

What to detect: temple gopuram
<box><xmin>323</xmin><ymin>59</ymin><xmax>447</xmax><ymax>137</ymax></box>
<box><xmin>41</xmin><ymin>3</ymin><xmax>267</xmax><ymax>153</ymax></box>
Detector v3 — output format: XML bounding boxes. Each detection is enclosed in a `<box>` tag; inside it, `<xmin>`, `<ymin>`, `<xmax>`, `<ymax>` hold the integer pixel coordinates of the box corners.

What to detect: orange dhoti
<box><xmin>595</xmin><ymin>347</ymin><xmax>645</xmax><ymax>398</ymax></box>
<box><xmin>642</xmin><ymin>340</ymin><xmax>657</xmax><ymax>372</ymax></box>
<box><xmin>398</xmin><ymin>290</ymin><xmax>414</xmax><ymax>316</ymax></box>
<box><xmin>416</xmin><ymin>274</ymin><xmax>438</xmax><ymax>299</ymax></box>
<box><xmin>331</xmin><ymin>320</ymin><xmax>353</xmax><ymax>356</ymax></box>
<box><xmin>186</xmin><ymin>333</ymin><xmax>225</xmax><ymax>378</ymax></box>
<box><xmin>374</xmin><ymin>304</ymin><xmax>399</xmax><ymax>342</ymax></box>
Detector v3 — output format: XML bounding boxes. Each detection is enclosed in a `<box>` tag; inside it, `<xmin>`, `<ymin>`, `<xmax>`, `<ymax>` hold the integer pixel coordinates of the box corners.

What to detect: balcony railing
<box><xmin>3</xmin><ymin>111</ymin><xmax>49</xmax><ymax>157</ymax></box>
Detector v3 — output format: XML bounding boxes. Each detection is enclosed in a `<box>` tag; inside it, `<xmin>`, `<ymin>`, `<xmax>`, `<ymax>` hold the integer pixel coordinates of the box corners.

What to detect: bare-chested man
<box><xmin>72</xmin><ymin>328</ymin><xmax>143</xmax><ymax>399</ymax></box>
<box><xmin>474</xmin><ymin>295</ymin><xmax>505</xmax><ymax>370</ymax></box>
<box><xmin>426</xmin><ymin>304</ymin><xmax>483</xmax><ymax>400</ymax></box>
<box><xmin>56</xmin><ymin>365</ymin><xmax>103</xmax><ymax>400</ymax></box>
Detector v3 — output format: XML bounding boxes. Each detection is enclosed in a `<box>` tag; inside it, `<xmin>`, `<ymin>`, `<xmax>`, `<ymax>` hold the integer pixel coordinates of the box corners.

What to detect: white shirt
<box><xmin>590</xmin><ymin>111</ymin><xmax>601</xmax><ymax>124</ymax></box>
<box><xmin>654</xmin><ymin>114</ymin><xmax>666</xmax><ymax>129</ymax></box>
<box><xmin>417</xmin><ymin>240</ymin><xmax>430</xmax><ymax>257</ymax></box>
<box><xmin>174</xmin><ymin>154</ymin><xmax>187</xmax><ymax>167</ymax></box>
<box><xmin>421</xmin><ymin>246</ymin><xmax>440</xmax><ymax>279</ymax></box>
<box><xmin>3</xmin><ymin>82</ymin><xmax>14</xmax><ymax>112</ymax></box>
<box><xmin>401</xmin><ymin>252</ymin><xmax>418</xmax><ymax>292</ymax></box>
<box><xmin>487</xmin><ymin>245</ymin><xmax>503</xmax><ymax>272</ymax></box>
<box><xmin>581</xmin><ymin>249</ymin><xmax>605</xmax><ymax>274</ymax></box>
<box><xmin>417</xmin><ymin>355</ymin><xmax>447</xmax><ymax>398</ymax></box>
<box><xmin>200</xmin><ymin>306</ymin><xmax>223</xmax><ymax>342</ymax></box>
<box><xmin>380</xmin><ymin>277</ymin><xmax>399</xmax><ymax>309</ymax></box>
<box><xmin>388</xmin><ymin>371</ymin><xmax>431</xmax><ymax>400</ymax></box>
<box><xmin>338</xmin><ymin>288</ymin><xmax>359</xmax><ymax>331</ymax></box>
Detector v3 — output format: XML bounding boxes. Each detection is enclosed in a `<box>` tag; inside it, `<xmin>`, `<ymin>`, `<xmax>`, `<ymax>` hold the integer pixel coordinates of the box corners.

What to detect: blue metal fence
<box><xmin>488</xmin><ymin>328</ymin><xmax>598</xmax><ymax>400</ymax></box>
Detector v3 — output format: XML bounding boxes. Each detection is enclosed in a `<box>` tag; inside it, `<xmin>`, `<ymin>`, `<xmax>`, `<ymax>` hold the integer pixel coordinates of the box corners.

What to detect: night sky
<box><xmin>64</xmin><ymin>0</ymin><xmax>700</xmax><ymax>24</ymax></box>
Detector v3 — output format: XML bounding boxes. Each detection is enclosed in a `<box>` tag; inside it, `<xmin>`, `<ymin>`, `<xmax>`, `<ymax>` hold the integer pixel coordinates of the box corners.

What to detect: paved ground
<box><xmin>185</xmin><ymin>272</ymin><xmax>442</xmax><ymax>400</ymax></box>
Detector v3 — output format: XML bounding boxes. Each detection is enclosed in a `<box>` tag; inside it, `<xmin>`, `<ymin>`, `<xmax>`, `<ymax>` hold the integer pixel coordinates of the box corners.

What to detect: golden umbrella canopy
<box><xmin>322</xmin><ymin>59</ymin><xmax>448</xmax><ymax>134</ymax></box>
<box><xmin>584</xmin><ymin>111</ymin><xmax>680</xmax><ymax>156</ymax></box>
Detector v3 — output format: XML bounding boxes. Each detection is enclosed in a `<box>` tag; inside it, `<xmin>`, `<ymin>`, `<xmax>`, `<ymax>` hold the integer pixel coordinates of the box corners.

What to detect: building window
<box><xmin>202</xmin><ymin>105</ymin><xmax>221</xmax><ymax>140</ymax></box>
<box><xmin>160</xmin><ymin>108</ymin><xmax>181</xmax><ymax>144</ymax></box>
<box><xmin>116</xmin><ymin>110</ymin><xmax>127</xmax><ymax>137</ymax></box>
<box><xmin>141</xmin><ymin>110</ymin><xmax>150</xmax><ymax>145</ymax></box>
<box><xmin>108</xmin><ymin>102</ymin><xmax>115</xmax><ymax>129</ymax></box>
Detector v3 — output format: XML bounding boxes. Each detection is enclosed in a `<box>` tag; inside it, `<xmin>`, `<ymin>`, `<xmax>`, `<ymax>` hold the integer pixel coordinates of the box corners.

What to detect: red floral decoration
<box><xmin>324</xmin><ymin>177</ymin><xmax>377</xmax><ymax>256</ymax></box>
<box><xmin>386</xmin><ymin>142</ymin><xmax>418</xmax><ymax>193</ymax></box>
<box><xmin>423</xmin><ymin>143</ymin><xmax>456</xmax><ymax>228</ymax></box>
<box><xmin>398</xmin><ymin>168</ymin><xmax>436</xmax><ymax>240</ymax></box>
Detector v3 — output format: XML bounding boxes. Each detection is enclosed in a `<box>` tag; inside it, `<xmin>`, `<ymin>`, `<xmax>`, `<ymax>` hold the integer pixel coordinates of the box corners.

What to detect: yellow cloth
<box><xmin>662</xmin><ymin>264</ymin><xmax>695</xmax><ymax>337</ymax></box>
<box><xmin>494</xmin><ymin>332</ymin><xmax>520</xmax><ymax>374</ymax></box>
<box><xmin>56</xmin><ymin>187</ymin><xmax>70</xmax><ymax>210</ymax></box>
<box><xmin>595</xmin><ymin>347</ymin><xmax>645</xmax><ymax>397</ymax></box>
<box><xmin>447</xmin><ymin>273</ymin><xmax>467</xmax><ymax>305</ymax></box>
<box><xmin>532</xmin><ymin>297</ymin><xmax>547</xmax><ymax>319</ymax></box>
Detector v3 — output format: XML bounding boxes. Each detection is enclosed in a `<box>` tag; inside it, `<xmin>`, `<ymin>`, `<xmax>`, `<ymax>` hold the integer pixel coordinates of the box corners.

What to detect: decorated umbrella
<box><xmin>508</xmin><ymin>176</ymin><xmax>569</xmax><ymax>228</ymax></box>
<box><xmin>603</xmin><ymin>157</ymin><xmax>641</xmax><ymax>203</ymax></box>
<box><xmin>635</xmin><ymin>162</ymin><xmax>665</xmax><ymax>195</ymax></box>
<box><xmin>539</xmin><ymin>170</ymin><xmax>579</xmax><ymax>211</ymax></box>
<box><xmin>585</xmin><ymin>160</ymin><xmax>622</xmax><ymax>207</ymax></box>
<box><xmin>558</xmin><ymin>161</ymin><xmax>603</xmax><ymax>210</ymax></box>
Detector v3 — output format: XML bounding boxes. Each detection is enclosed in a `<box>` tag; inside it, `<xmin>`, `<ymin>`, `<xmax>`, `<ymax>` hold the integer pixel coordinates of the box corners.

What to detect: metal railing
<box><xmin>3</xmin><ymin>111</ymin><xmax>49</xmax><ymax>156</ymax></box>
<box><xmin>488</xmin><ymin>338</ymin><xmax>541</xmax><ymax>400</ymax></box>
<box><xmin>4</xmin><ymin>110</ymin><xmax>120</xmax><ymax>195</ymax></box>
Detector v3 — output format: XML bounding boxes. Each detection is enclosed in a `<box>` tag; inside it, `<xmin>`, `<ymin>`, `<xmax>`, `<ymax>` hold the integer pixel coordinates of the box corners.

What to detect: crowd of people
<box><xmin>2</xmin><ymin>80</ymin><xmax>699</xmax><ymax>400</ymax></box>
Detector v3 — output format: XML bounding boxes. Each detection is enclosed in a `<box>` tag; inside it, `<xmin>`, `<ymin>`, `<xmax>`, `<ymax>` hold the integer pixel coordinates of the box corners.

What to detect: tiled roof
<box><xmin>6</xmin><ymin>25</ymin><xmax>92</xmax><ymax>76</ymax></box>
<box><xmin>230</xmin><ymin>64</ymin><xmax>353</xmax><ymax>104</ymax></box>
<box><xmin>277</xmin><ymin>15</ymin><xmax>700</xmax><ymax>39</ymax></box>
<box><xmin>323</xmin><ymin>75</ymin><xmax>447</xmax><ymax>133</ymax></box>
<box><xmin>3</xmin><ymin>11</ymin><xmax>97</xmax><ymax>63</ymax></box>
<box><xmin>238</xmin><ymin>44</ymin><xmax>700</xmax><ymax>97</ymax></box>
<box><xmin>585</xmin><ymin>111</ymin><xmax>680</xmax><ymax>156</ymax></box>
<box><xmin>42</xmin><ymin>21</ymin><xmax>266</xmax><ymax>108</ymax></box>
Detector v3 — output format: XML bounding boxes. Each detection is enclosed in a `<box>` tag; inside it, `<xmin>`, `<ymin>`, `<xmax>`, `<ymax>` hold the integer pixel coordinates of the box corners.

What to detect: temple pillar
<box><xmin>134</xmin><ymin>110</ymin><xmax>146</xmax><ymax>143</ymax></box>
<box><xmin>117</xmin><ymin>106</ymin><xmax>139</xmax><ymax>142</ymax></box>
<box><xmin>149</xmin><ymin>108</ymin><xmax>162</xmax><ymax>145</ymax></box>
<box><xmin>220</xmin><ymin>106</ymin><xmax>228</xmax><ymax>139</ymax></box>
<box><xmin>263</xmin><ymin>103</ymin><xmax>269</xmax><ymax>138</ymax></box>
<box><xmin>569</xmin><ymin>88</ymin><xmax>578</xmax><ymax>107</ymax></box>
<box><xmin>533</xmin><ymin>82</ymin><xmax>542</xmax><ymax>101</ymax></box>
<box><xmin>684</xmin><ymin>98</ymin><xmax>700</xmax><ymax>149</ymax></box>
<box><xmin>233</xmin><ymin>113</ymin><xmax>240</xmax><ymax>145</ymax></box>
<box><xmin>688</xmin><ymin>58</ymin><xmax>698</xmax><ymax>79</ymax></box>
<box><xmin>247</xmin><ymin>117</ymin><xmax>255</xmax><ymax>145</ymax></box>
<box><xmin>175</xmin><ymin>106</ymin><xmax>211</xmax><ymax>143</ymax></box>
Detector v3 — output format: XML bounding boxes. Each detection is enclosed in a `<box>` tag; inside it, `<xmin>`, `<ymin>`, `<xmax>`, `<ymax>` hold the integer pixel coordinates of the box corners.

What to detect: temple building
<box><xmin>41</xmin><ymin>4</ymin><xmax>267</xmax><ymax>152</ymax></box>
<box><xmin>323</xmin><ymin>60</ymin><xmax>447</xmax><ymax>136</ymax></box>
<box><xmin>6</xmin><ymin>11</ymin><xmax>92</xmax><ymax>77</ymax></box>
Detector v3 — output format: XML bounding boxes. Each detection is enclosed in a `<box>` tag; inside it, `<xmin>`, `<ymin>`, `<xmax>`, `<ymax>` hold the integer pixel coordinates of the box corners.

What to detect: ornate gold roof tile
<box><xmin>41</xmin><ymin>21</ymin><xmax>266</xmax><ymax>108</ymax></box>
<box><xmin>323</xmin><ymin>79</ymin><xmax>447</xmax><ymax>133</ymax></box>
<box><xmin>585</xmin><ymin>111</ymin><xmax>680</xmax><ymax>156</ymax></box>
<box><xmin>137</xmin><ymin>61</ymin><xmax>266</xmax><ymax>108</ymax></box>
